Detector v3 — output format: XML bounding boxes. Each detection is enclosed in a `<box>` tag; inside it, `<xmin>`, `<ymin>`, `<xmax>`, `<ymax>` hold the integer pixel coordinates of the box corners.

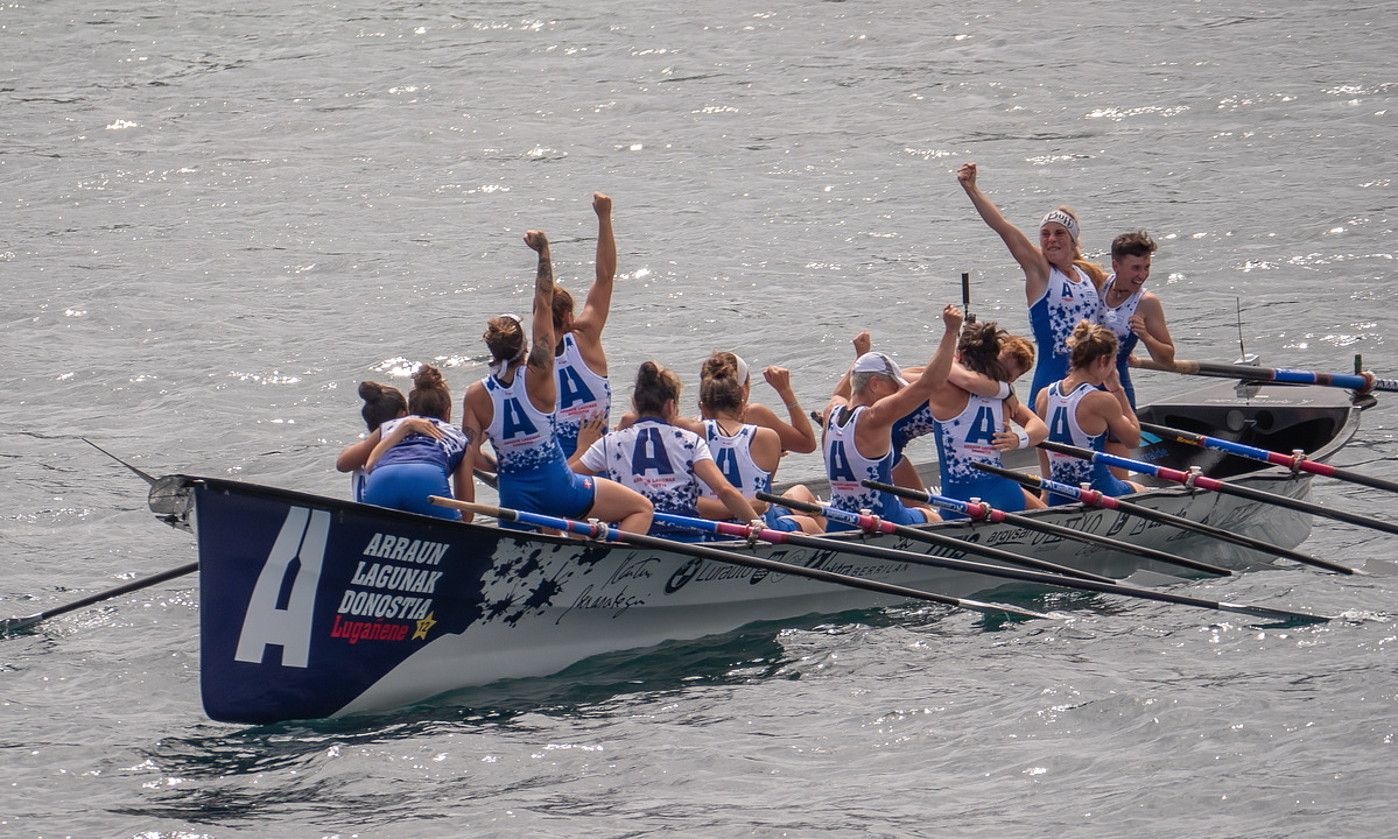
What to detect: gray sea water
<box><xmin>3</xmin><ymin>1</ymin><xmax>1395</xmax><ymax>836</ymax></box>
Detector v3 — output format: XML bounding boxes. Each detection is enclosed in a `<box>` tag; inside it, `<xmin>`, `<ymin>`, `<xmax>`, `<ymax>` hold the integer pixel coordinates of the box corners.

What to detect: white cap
<box><xmin>852</xmin><ymin>351</ymin><xmax>908</xmax><ymax>386</ymax></box>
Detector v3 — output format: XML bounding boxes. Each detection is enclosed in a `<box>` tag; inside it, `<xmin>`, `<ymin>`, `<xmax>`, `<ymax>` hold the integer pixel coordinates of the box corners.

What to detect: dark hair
<box><xmin>1111</xmin><ymin>230</ymin><xmax>1158</xmax><ymax>260</ymax></box>
<box><xmin>483</xmin><ymin>316</ymin><xmax>525</xmax><ymax>365</ymax></box>
<box><xmin>408</xmin><ymin>364</ymin><xmax>452</xmax><ymax>421</ymax></box>
<box><xmin>357</xmin><ymin>381</ymin><xmax>407</xmax><ymax>431</ymax></box>
<box><xmin>699</xmin><ymin>352</ymin><xmax>744</xmax><ymax>415</ymax></box>
<box><xmin>957</xmin><ymin>321</ymin><xmax>1010</xmax><ymax>382</ymax></box>
<box><xmin>551</xmin><ymin>286</ymin><xmax>575</xmax><ymax>332</ymax></box>
<box><xmin>633</xmin><ymin>360</ymin><xmax>681</xmax><ymax>417</ymax></box>
<box><xmin>1067</xmin><ymin>320</ymin><xmax>1119</xmax><ymax>370</ymax></box>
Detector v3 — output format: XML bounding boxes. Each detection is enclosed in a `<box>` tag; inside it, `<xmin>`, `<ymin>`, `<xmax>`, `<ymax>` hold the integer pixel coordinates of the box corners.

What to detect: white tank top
<box><xmin>700</xmin><ymin>419</ymin><xmax>772</xmax><ymax>499</ymax></box>
<box><xmin>554</xmin><ymin>332</ymin><xmax>611</xmax><ymax>453</ymax></box>
<box><xmin>484</xmin><ymin>366</ymin><xmax>566</xmax><ymax>475</ymax></box>
<box><xmin>1097</xmin><ymin>276</ymin><xmax>1143</xmax><ymax>346</ymax></box>
<box><xmin>932</xmin><ymin>393</ymin><xmax>1006</xmax><ymax>487</ymax></box>
<box><xmin>823</xmin><ymin>405</ymin><xmax>894</xmax><ymax>514</ymax></box>
<box><xmin>1044</xmin><ymin>380</ymin><xmax>1100</xmax><ymax>487</ymax></box>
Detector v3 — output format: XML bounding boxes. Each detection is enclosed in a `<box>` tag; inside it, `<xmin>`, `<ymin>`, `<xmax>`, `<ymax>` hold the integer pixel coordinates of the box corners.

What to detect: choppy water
<box><xmin>3</xmin><ymin>1</ymin><xmax>1395</xmax><ymax>836</ymax></box>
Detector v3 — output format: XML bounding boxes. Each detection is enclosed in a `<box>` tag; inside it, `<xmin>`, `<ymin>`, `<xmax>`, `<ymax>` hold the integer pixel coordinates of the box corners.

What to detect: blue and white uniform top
<box><xmin>483</xmin><ymin>365</ymin><xmax>567</xmax><ymax>476</ymax></box>
<box><xmin>699</xmin><ymin>420</ymin><xmax>771</xmax><ymax>500</ymax></box>
<box><xmin>891</xmin><ymin>401</ymin><xmax>936</xmax><ymax>463</ymax></box>
<box><xmin>822</xmin><ymin>405</ymin><xmax>921</xmax><ymax>529</ymax></box>
<box><xmin>1028</xmin><ymin>264</ymin><xmax>1100</xmax><ymax>407</ymax></box>
<box><xmin>931</xmin><ymin>393</ymin><xmax>1025</xmax><ymax>517</ymax></box>
<box><xmin>1097</xmin><ymin>274</ymin><xmax>1144</xmax><ymax>408</ymax></box>
<box><xmin>554</xmin><ymin>332</ymin><xmax>611</xmax><ymax>457</ymax></box>
<box><xmin>579</xmin><ymin>417</ymin><xmax>713</xmax><ymax>537</ymax></box>
<box><xmin>371</xmin><ymin>416</ymin><xmax>468</xmax><ymax>473</ymax></box>
<box><xmin>351</xmin><ymin>468</ymin><xmax>368</xmax><ymax>503</ymax></box>
<box><xmin>1042</xmin><ymin>379</ymin><xmax>1135</xmax><ymax>505</ymax></box>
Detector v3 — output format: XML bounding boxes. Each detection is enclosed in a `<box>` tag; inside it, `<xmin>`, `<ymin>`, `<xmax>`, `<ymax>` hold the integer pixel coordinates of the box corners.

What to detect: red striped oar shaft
<box><xmin>860</xmin><ymin>479</ymin><xmax>1223</xmax><ymax>578</ymax></box>
<box><xmin>753</xmin><ymin>492</ymin><xmax>1115</xmax><ymax>583</ymax></box>
<box><xmin>1129</xmin><ymin>357</ymin><xmax>1397</xmax><ymax>393</ymax></box>
<box><xmin>1139</xmin><ymin>421</ymin><xmax>1398</xmax><ymax>496</ymax></box>
<box><xmin>971</xmin><ymin>462</ymin><xmax>1333</xmax><ymax>572</ymax></box>
<box><xmin>1039</xmin><ymin>440</ymin><xmax>1395</xmax><ymax>547</ymax></box>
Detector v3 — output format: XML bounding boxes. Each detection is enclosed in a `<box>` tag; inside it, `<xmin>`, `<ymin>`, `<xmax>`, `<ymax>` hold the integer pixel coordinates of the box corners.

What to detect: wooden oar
<box><xmin>428</xmin><ymin>498</ymin><xmax>1051</xmax><ymax>620</ymax></box>
<box><xmin>1139</xmin><ymin>420</ymin><xmax>1398</xmax><ymax>496</ymax></box>
<box><xmin>739</xmin><ymin>498</ymin><xmax>1327</xmax><ymax>624</ymax></box>
<box><xmin>754</xmin><ymin>492</ymin><xmax>1116</xmax><ymax>583</ymax></box>
<box><xmin>1039</xmin><ymin>439</ymin><xmax>1391</xmax><ymax>553</ymax></box>
<box><xmin>1</xmin><ymin>562</ymin><xmax>199</xmax><ymax>637</ymax></box>
<box><xmin>1129</xmin><ymin>356</ymin><xmax>1397</xmax><ymax>393</ymax></box>
<box><xmin>860</xmin><ymin>479</ymin><xmax>1226</xmax><ymax>578</ymax></box>
<box><xmin>971</xmin><ymin>462</ymin><xmax>1338</xmax><ymax>572</ymax></box>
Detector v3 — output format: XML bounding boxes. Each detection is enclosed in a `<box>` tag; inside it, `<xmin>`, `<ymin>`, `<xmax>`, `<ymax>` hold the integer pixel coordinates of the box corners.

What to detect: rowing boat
<box><xmin>152</xmin><ymin>377</ymin><xmax>1368</xmax><ymax>724</ymax></box>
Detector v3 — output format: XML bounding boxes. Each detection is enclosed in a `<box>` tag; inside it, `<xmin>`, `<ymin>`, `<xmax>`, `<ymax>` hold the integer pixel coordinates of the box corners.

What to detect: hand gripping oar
<box><xmin>1139</xmin><ymin>420</ymin><xmax>1398</xmax><ymax>497</ymax></box>
<box><xmin>969</xmin><ymin>461</ymin><xmax>1337</xmax><ymax>574</ymax></box>
<box><xmin>1039</xmin><ymin>439</ymin><xmax>1391</xmax><ymax>554</ymax></box>
<box><xmin>1128</xmin><ymin>356</ymin><xmax>1397</xmax><ymax>394</ymax></box>
<box><xmin>859</xmin><ymin>479</ymin><xmax>1220</xmax><ymax>578</ymax></box>
<box><xmin>1</xmin><ymin>561</ymin><xmax>200</xmax><ymax>636</ymax></box>
<box><xmin>426</xmin><ymin>498</ymin><xmax>1051</xmax><ymax>620</ymax></box>
<box><xmin>753</xmin><ymin>492</ymin><xmax>1116</xmax><ymax>584</ymax></box>
<box><xmin>750</xmin><ymin>494</ymin><xmax>1327</xmax><ymax>624</ymax></box>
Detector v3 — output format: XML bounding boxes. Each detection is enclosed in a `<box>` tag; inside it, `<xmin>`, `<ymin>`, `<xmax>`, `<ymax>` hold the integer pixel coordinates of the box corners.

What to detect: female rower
<box><xmin>552</xmin><ymin>192</ymin><xmax>619</xmax><ymax>458</ymax></box>
<box><xmin>337</xmin><ymin>380</ymin><xmax>407</xmax><ymax>502</ymax></box>
<box><xmin>462</xmin><ymin>230</ymin><xmax>652</xmax><ymax>533</ymax></box>
<box><xmin>571</xmin><ymin>361</ymin><xmax>760</xmax><ymax>541</ymax></box>
<box><xmin>696</xmin><ymin>352</ymin><xmax>822</xmax><ymax>533</ymax></box>
<box><xmin>361</xmin><ymin>365</ymin><xmax>470</xmax><ymax>520</ymax></box>
<box><xmin>1098</xmin><ymin>230</ymin><xmax>1175</xmax><ymax>409</ymax></box>
<box><xmin>737</xmin><ymin>359</ymin><xmax>818</xmax><ymax>454</ymax></box>
<box><xmin>821</xmin><ymin>304</ymin><xmax>964</xmax><ymax>531</ymax></box>
<box><xmin>928</xmin><ymin>321</ymin><xmax>1049</xmax><ymax>518</ymax></box>
<box><xmin>957</xmin><ymin>162</ymin><xmax>1105</xmax><ymax>406</ymax></box>
<box><xmin>1035</xmin><ymin>321</ymin><xmax>1145</xmax><ymax>505</ymax></box>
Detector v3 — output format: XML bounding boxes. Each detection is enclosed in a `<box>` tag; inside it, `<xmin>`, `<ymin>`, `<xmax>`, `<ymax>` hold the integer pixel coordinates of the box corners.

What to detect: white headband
<box><xmin>1040</xmin><ymin>209</ymin><xmax>1080</xmax><ymax>242</ymax></box>
<box><xmin>732</xmin><ymin>353</ymin><xmax>750</xmax><ymax>387</ymax></box>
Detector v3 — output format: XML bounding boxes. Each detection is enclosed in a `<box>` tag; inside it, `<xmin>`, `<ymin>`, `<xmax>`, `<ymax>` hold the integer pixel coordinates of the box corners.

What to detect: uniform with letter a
<box><xmin>1042</xmin><ymin>380</ymin><xmax>1135</xmax><ymax>505</ymax></box>
<box><xmin>579</xmin><ymin>418</ymin><xmax>712</xmax><ymax>540</ymax></box>
<box><xmin>484</xmin><ymin>365</ymin><xmax>595</xmax><ymax>523</ymax></box>
<box><xmin>931</xmin><ymin>394</ymin><xmax>1026</xmax><ymax>518</ymax></box>
<box><xmin>822</xmin><ymin>405</ymin><xmax>927</xmax><ymax>531</ymax></box>
<box><xmin>554</xmin><ymin>332</ymin><xmax>611</xmax><ymax>457</ymax></box>
<box><xmin>1028</xmin><ymin>265</ymin><xmax>1101</xmax><ymax>406</ymax></box>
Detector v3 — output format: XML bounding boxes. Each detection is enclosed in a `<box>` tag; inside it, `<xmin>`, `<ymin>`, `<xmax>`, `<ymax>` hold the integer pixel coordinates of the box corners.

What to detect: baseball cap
<box><xmin>852</xmin><ymin>351</ymin><xmax>908</xmax><ymax>386</ymax></box>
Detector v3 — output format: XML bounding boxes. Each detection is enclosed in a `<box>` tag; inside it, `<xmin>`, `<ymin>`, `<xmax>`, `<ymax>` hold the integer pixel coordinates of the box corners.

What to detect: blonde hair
<box><xmin>1066</xmin><ymin>320</ymin><xmax>1119</xmax><ymax>370</ymax></box>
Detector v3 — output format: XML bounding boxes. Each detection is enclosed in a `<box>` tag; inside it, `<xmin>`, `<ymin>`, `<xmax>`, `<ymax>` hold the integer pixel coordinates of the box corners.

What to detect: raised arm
<box><xmin>572</xmin><ymin>193</ymin><xmax>617</xmax><ymax>341</ymax></box>
<box><xmin>832</xmin><ymin>330</ymin><xmax>871</xmax><ymax>402</ymax></box>
<box><xmin>866</xmin><ymin>305</ymin><xmax>964</xmax><ymax>426</ymax></box>
<box><xmin>956</xmin><ymin>162</ymin><xmax>1049</xmax><ymax>300</ymax></box>
<box><xmin>995</xmin><ymin>396</ymin><xmax>1049</xmax><ymax>452</ymax></box>
<box><xmin>754</xmin><ymin>366</ymin><xmax>817</xmax><ymax>453</ymax></box>
<box><xmin>523</xmin><ymin>230</ymin><xmax>559</xmax><ymax>410</ymax></box>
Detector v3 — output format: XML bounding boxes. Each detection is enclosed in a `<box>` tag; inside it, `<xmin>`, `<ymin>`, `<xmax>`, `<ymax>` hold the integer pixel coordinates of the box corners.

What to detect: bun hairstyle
<box><xmin>408</xmin><ymin>363</ymin><xmax>452</xmax><ymax>421</ymax></box>
<box><xmin>1066</xmin><ymin>320</ymin><xmax>1119</xmax><ymax>370</ymax></box>
<box><xmin>632</xmin><ymin>360</ymin><xmax>682</xmax><ymax>417</ymax></box>
<box><xmin>956</xmin><ymin>321</ymin><xmax>1010</xmax><ymax>382</ymax></box>
<box><xmin>699</xmin><ymin>352</ymin><xmax>744</xmax><ymax>415</ymax></box>
<box><xmin>550</xmin><ymin>286</ymin><xmax>575</xmax><ymax>332</ymax></box>
<box><xmin>483</xmin><ymin>316</ymin><xmax>525</xmax><ymax>365</ymax></box>
<box><xmin>358</xmin><ymin>380</ymin><xmax>407</xmax><ymax>431</ymax></box>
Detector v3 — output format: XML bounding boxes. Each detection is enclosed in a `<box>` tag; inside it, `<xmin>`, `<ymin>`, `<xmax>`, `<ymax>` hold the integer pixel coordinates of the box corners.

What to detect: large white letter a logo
<box><xmin>234</xmin><ymin>507</ymin><xmax>329</xmax><ymax>668</ymax></box>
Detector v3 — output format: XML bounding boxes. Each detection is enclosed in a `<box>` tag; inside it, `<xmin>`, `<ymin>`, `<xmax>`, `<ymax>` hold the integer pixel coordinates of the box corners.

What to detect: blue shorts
<box><xmin>763</xmin><ymin>505</ymin><xmax>802</xmax><ymax>532</ymax></box>
<box><xmin>363</xmin><ymin>462</ymin><xmax>459</xmax><ymax>520</ymax></box>
<box><xmin>499</xmin><ymin>469</ymin><xmax>596</xmax><ymax>529</ymax></box>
